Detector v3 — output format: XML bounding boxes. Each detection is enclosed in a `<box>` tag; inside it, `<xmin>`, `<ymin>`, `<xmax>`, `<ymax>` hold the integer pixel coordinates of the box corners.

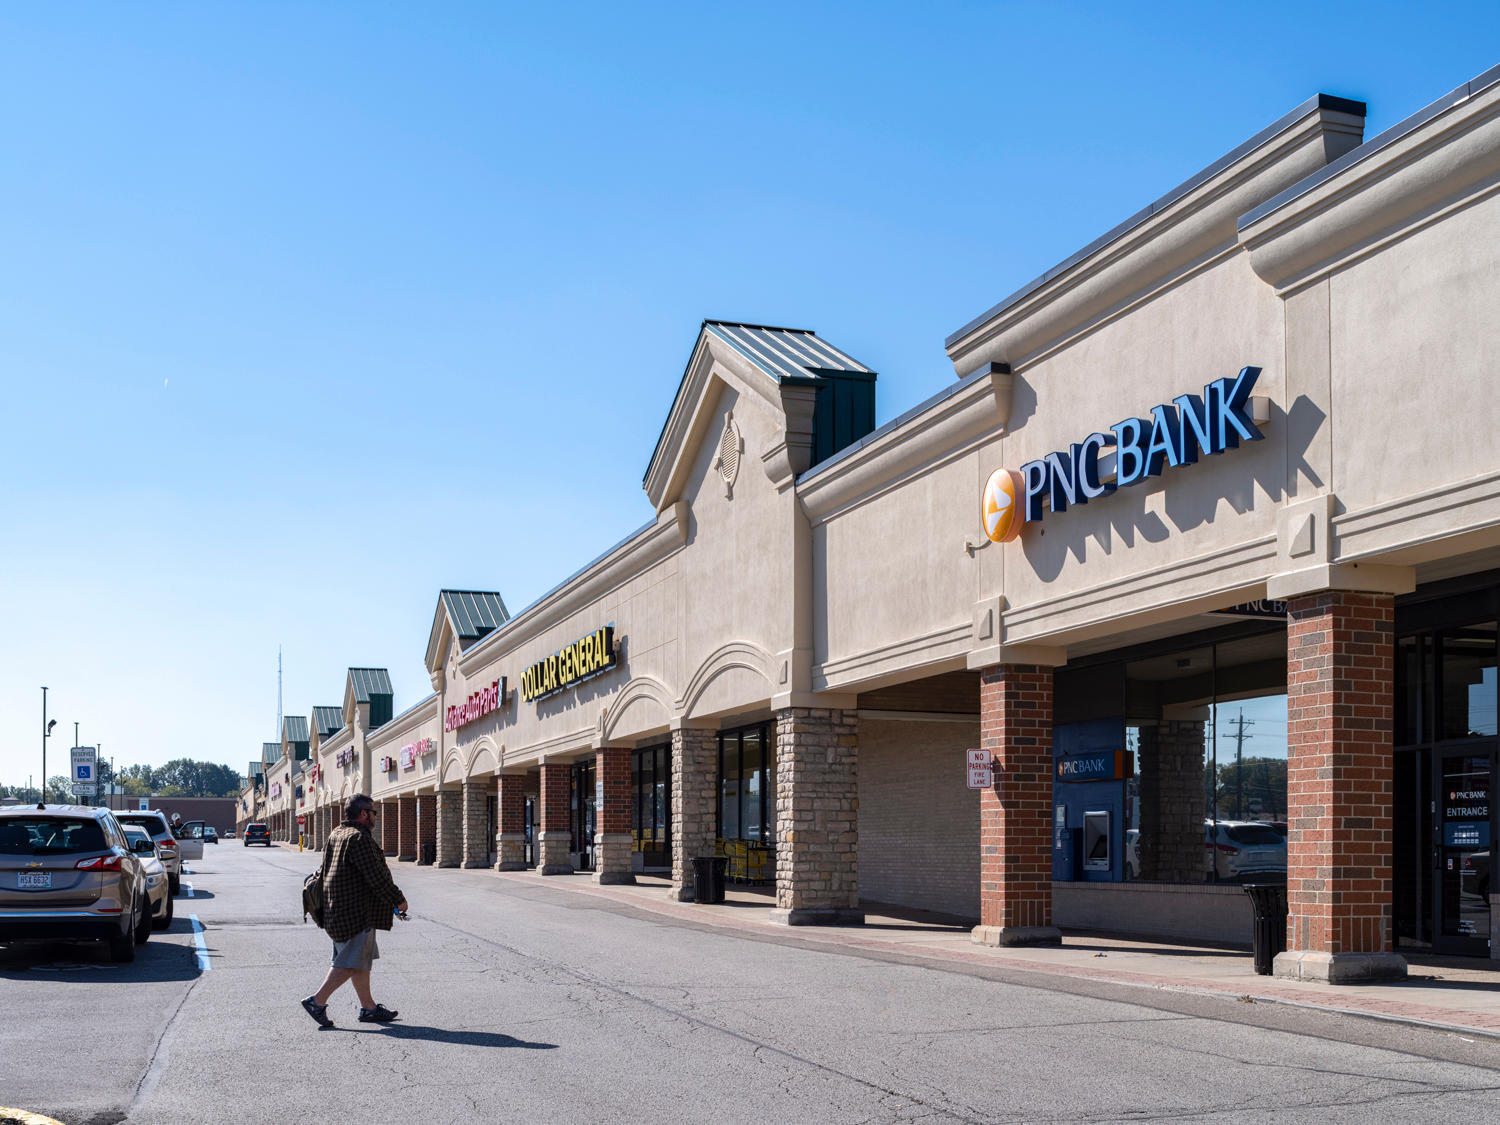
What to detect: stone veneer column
<box><xmin>770</xmin><ymin>708</ymin><xmax>863</xmax><ymax>925</ymax></box>
<box><xmin>416</xmin><ymin>794</ymin><xmax>438</xmax><ymax>866</ymax></box>
<box><xmin>496</xmin><ymin>774</ymin><xmax>527</xmax><ymax>870</ymax></box>
<box><xmin>668</xmin><ymin>725</ymin><xmax>717</xmax><ymax>901</ymax></box>
<box><xmin>1275</xmin><ymin>591</ymin><xmax>1406</xmax><ymax>983</ymax></box>
<box><xmin>537</xmin><ymin>763</ymin><xmax>573</xmax><ymax>875</ymax></box>
<box><xmin>972</xmin><ymin>665</ymin><xmax>1060</xmax><ymax>947</ymax></box>
<box><xmin>397</xmin><ymin>796</ymin><xmax>417</xmax><ymax>861</ymax></box>
<box><xmin>435</xmin><ymin>788</ymin><xmax>463</xmax><ymax>868</ymax></box>
<box><xmin>381</xmin><ymin>800</ymin><xmax>399</xmax><ymax>855</ymax></box>
<box><xmin>594</xmin><ymin>746</ymin><xmax>635</xmax><ymax>885</ymax></box>
<box><xmin>461</xmin><ymin>779</ymin><xmax>489</xmax><ymax>869</ymax></box>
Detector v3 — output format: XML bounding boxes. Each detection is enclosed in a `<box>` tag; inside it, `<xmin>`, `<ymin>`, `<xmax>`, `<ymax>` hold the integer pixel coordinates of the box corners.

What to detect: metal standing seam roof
<box><xmin>644</xmin><ymin>320</ymin><xmax>875</xmax><ymax>485</ymax></box>
<box><xmin>282</xmin><ymin>715</ymin><xmax>309</xmax><ymax>744</ymax></box>
<box><xmin>311</xmin><ymin>706</ymin><xmax>344</xmax><ymax>738</ymax></box>
<box><xmin>262</xmin><ymin>742</ymin><xmax>281</xmax><ymax>764</ymax></box>
<box><xmin>347</xmin><ymin>667</ymin><xmax>394</xmax><ymax>702</ymax></box>
<box><xmin>439</xmin><ymin>590</ymin><xmax>511</xmax><ymax>648</ymax></box>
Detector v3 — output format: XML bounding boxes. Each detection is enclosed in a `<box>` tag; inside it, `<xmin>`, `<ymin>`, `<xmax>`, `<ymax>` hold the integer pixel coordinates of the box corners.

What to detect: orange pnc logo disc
<box><xmin>981</xmin><ymin>468</ymin><xmax>1024</xmax><ymax>543</ymax></box>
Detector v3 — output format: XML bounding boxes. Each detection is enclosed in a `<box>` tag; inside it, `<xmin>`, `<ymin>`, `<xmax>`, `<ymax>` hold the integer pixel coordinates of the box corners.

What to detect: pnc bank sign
<box><xmin>982</xmin><ymin>366</ymin><xmax>1264</xmax><ymax>543</ymax></box>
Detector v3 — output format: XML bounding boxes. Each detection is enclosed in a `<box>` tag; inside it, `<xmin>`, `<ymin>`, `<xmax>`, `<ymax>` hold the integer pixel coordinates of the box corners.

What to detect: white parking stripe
<box><xmin>190</xmin><ymin>914</ymin><xmax>211</xmax><ymax>972</ymax></box>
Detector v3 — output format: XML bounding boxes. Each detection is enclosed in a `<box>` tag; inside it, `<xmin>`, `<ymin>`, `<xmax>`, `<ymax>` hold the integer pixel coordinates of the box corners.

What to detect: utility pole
<box><xmin>41</xmin><ymin>687</ymin><xmax>55</xmax><ymax>807</ymax></box>
<box><xmin>1222</xmin><ymin>708</ymin><xmax>1254</xmax><ymax>818</ymax></box>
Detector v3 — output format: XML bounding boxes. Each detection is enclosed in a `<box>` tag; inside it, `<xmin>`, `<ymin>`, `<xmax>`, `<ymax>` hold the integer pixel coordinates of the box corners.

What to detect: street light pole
<box><xmin>40</xmin><ymin>687</ymin><xmax>56</xmax><ymax>808</ymax></box>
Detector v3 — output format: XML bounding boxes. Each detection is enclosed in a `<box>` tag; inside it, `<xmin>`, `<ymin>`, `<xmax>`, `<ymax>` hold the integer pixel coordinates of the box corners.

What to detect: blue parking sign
<box><xmin>77</xmin><ymin>764</ymin><xmax>92</xmax><ymax>780</ymax></box>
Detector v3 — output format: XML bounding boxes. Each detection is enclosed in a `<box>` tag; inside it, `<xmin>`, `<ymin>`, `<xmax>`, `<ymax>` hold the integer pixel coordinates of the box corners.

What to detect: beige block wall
<box><xmin>857</xmin><ymin>718</ymin><xmax>980</xmax><ymax>919</ymax></box>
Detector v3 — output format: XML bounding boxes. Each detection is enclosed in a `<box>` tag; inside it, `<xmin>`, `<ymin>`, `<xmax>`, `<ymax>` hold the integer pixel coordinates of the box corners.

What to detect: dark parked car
<box><xmin>203</xmin><ymin>827</ymin><xmax>219</xmax><ymax>845</ymax></box>
<box><xmin>0</xmin><ymin>805</ymin><xmax>151</xmax><ymax>961</ymax></box>
<box><xmin>243</xmin><ymin>823</ymin><xmax>272</xmax><ymax>847</ymax></box>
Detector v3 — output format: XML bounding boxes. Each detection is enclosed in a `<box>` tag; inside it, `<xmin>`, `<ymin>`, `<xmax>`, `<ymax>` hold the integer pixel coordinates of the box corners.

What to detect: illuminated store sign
<box><xmin>400</xmin><ymin>738</ymin><xmax>436</xmax><ymax>771</ymax></box>
<box><xmin>983</xmin><ymin>366</ymin><xmax>1264</xmax><ymax>541</ymax></box>
<box><xmin>521</xmin><ymin>627</ymin><xmax>618</xmax><ymax>703</ymax></box>
<box><xmin>445</xmin><ymin>678</ymin><xmax>506</xmax><ymax>732</ymax></box>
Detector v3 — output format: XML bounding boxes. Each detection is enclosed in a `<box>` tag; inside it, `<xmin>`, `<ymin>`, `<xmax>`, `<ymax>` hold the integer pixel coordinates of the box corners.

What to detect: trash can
<box><xmin>419</xmin><ymin>842</ymin><xmax>437</xmax><ymax>866</ymax></box>
<box><xmin>1242</xmin><ymin>882</ymin><xmax>1288</xmax><ymax>975</ymax></box>
<box><xmin>691</xmin><ymin>856</ymin><xmax>728</xmax><ymax>904</ymax></box>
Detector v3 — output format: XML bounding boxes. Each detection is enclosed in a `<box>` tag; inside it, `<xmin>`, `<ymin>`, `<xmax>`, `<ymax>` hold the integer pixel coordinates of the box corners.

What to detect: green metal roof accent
<box><xmin>282</xmin><ymin>715</ymin><xmax>309</xmax><ymax>744</ymax></box>
<box><xmin>439</xmin><ymin>590</ymin><xmax>511</xmax><ymax>649</ymax></box>
<box><xmin>262</xmin><ymin>742</ymin><xmax>281</xmax><ymax>764</ymax></box>
<box><xmin>311</xmin><ymin>706</ymin><xmax>344</xmax><ymax>738</ymax></box>
<box><xmin>347</xmin><ymin>667</ymin><xmax>393</xmax><ymax>702</ymax></box>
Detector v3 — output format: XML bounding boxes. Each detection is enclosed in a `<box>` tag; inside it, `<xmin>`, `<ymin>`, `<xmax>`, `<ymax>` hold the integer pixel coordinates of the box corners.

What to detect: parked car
<box><xmin>203</xmin><ymin>827</ymin><xmax>219</xmax><ymax>845</ymax></box>
<box><xmin>1124</xmin><ymin>828</ymin><xmax>1140</xmax><ymax>880</ymax></box>
<box><xmin>121</xmin><ymin>825</ymin><xmax>174</xmax><ymax>931</ymax></box>
<box><xmin>165</xmin><ymin>817</ymin><xmax>204</xmax><ymax>864</ymax></box>
<box><xmin>0</xmin><ymin>804</ymin><xmax>151</xmax><ymax>962</ymax></box>
<box><xmin>1205</xmin><ymin>819</ymin><xmax>1287</xmax><ymax>882</ymax></box>
<box><xmin>115</xmin><ymin>810</ymin><xmax>185</xmax><ymax>895</ymax></box>
<box><xmin>243</xmin><ymin>823</ymin><xmax>272</xmax><ymax>847</ymax></box>
<box><xmin>223</xmin><ymin>831</ymin><xmax>235</xmax><ymax>839</ymax></box>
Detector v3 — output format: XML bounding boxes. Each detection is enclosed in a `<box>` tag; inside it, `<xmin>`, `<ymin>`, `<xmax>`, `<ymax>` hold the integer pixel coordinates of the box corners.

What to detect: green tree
<box><xmin>119</xmin><ymin>776</ymin><xmax>151</xmax><ymax>797</ymax></box>
<box><xmin>44</xmin><ymin>775</ymin><xmax>72</xmax><ymax>803</ymax></box>
<box><xmin>1214</xmin><ymin>755</ymin><xmax>1288</xmax><ymax>821</ymax></box>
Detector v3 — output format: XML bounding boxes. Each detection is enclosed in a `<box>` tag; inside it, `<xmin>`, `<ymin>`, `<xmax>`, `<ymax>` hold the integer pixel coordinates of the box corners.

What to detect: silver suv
<box><xmin>115</xmin><ymin>810</ymin><xmax>184</xmax><ymax>895</ymax></box>
<box><xmin>0</xmin><ymin>804</ymin><xmax>151</xmax><ymax>962</ymax></box>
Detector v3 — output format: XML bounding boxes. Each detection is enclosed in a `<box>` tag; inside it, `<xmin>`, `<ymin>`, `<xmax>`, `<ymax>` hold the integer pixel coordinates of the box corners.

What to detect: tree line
<box><xmin>0</xmin><ymin>758</ymin><xmax>244</xmax><ymax>802</ymax></box>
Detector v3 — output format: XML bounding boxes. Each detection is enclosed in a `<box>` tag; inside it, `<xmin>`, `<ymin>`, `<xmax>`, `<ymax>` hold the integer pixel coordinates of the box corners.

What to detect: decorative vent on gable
<box><xmin>713</xmin><ymin>411</ymin><xmax>743</xmax><ymax>498</ymax></box>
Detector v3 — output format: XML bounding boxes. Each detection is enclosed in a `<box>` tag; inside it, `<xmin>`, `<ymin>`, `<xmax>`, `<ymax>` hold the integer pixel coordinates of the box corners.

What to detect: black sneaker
<box><xmin>358</xmin><ymin>1003</ymin><xmax>399</xmax><ymax>1023</ymax></box>
<box><xmin>300</xmin><ymin>996</ymin><xmax>334</xmax><ymax>1028</ymax></box>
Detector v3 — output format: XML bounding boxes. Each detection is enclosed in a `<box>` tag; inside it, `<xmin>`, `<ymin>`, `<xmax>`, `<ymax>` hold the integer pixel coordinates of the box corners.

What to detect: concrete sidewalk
<box><xmin>491</xmin><ymin>868</ymin><xmax>1500</xmax><ymax>1040</ymax></box>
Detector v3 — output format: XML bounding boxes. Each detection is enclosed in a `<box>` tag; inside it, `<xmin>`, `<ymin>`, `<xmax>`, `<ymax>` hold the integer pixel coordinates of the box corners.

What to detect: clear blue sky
<box><xmin>1</xmin><ymin>3</ymin><xmax>1494</xmax><ymax>785</ymax></box>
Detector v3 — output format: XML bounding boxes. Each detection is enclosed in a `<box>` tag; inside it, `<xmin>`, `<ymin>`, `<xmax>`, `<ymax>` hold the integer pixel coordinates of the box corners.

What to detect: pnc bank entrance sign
<box><xmin>982</xmin><ymin>366</ymin><xmax>1264</xmax><ymax>543</ymax></box>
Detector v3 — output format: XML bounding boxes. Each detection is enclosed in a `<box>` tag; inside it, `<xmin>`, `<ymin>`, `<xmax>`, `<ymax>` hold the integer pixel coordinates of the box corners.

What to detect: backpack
<box><xmin>302</xmin><ymin>840</ymin><xmax>333</xmax><ymax>928</ymax></box>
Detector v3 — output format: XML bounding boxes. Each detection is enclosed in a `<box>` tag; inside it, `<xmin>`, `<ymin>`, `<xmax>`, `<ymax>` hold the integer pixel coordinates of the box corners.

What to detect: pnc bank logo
<box><xmin>979</xmin><ymin>366</ymin><xmax>1264</xmax><ymax>543</ymax></box>
<box><xmin>981</xmin><ymin>468</ymin><xmax>1024</xmax><ymax>543</ymax></box>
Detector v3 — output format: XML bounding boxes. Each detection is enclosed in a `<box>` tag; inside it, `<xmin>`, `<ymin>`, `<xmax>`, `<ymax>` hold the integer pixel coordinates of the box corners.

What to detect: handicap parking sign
<box><xmin>76</xmin><ymin>764</ymin><xmax>92</xmax><ymax>780</ymax></box>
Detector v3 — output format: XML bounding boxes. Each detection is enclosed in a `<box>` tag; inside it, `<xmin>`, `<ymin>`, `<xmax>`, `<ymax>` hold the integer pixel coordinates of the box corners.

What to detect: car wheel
<box><xmin>152</xmin><ymin>891</ymin><xmax>174</xmax><ymax>931</ymax></box>
<box><xmin>169</xmin><ymin>874</ymin><xmax>180</xmax><ymax>895</ymax></box>
<box><xmin>135</xmin><ymin>896</ymin><xmax>152</xmax><ymax>945</ymax></box>
<box><xmin>109</xmin><ymin>904</ymin><xmax>138</xmax><ymax>963</ymax></box>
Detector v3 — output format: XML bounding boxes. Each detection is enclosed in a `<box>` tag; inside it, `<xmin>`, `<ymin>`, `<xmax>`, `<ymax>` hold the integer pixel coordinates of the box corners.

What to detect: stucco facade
<box><xmin>249</xmin><ymin>67</ymin><xmax>1500</xmax><ymax>978</ymax></box>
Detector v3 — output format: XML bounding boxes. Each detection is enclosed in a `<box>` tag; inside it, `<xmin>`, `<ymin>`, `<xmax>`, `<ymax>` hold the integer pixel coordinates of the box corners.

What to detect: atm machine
<box><xmin>1052</xmin><ymin>719</ymin><xmax>1134</xmax><ymax>882</ymax></box>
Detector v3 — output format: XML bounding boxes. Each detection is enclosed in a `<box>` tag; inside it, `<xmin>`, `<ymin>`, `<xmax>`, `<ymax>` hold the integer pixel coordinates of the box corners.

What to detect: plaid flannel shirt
<box><xmin>320</xmin><ymin>822</ymin><xmax>405</xmax><ymax>943</ymax></box>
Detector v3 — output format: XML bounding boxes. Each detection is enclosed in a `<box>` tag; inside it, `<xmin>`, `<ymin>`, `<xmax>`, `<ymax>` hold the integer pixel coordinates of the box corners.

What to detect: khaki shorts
<box><xmin>331</xmin><ymin>928</ymin><xmax>379</xmax><ymax>971</ymax></box>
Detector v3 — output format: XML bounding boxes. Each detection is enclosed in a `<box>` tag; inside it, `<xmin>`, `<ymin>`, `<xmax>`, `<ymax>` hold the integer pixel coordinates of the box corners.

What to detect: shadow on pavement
<box><xmin>0</xmin><ymin>937</ymin><xmax>204</xmax><ymax>982</ymax></box>
<box><xmin>347</xmin><ymin>1024</ymin><xmax>558</xmax><ymax>1049</ymax></box>
<box><xmin>178</xmin><ymin>889</ymin><xmax>216</xmax><ymax>900</ymax></box>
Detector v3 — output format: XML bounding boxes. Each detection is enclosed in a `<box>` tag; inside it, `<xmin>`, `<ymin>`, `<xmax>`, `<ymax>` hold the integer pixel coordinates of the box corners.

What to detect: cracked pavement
<box><xmin>2</xmin><ymin>846</ymin><xmax>1498</xmax><ymax>1123</ymax></box>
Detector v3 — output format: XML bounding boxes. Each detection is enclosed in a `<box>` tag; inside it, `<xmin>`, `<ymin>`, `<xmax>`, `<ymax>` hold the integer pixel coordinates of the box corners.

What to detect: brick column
<box><xmin>972</xmin><ymin>664</ymin><xmax>1060</xmax><ymax>947</ymax></box>
<box><xmin>396</xmin><ymin>797</ymin><xmax>417</xmax><ymax>861</ymax></box>
<box><xmin>594</xmin><ymin>746</ymin><xmax>635</xmax><ymax>885</ymax></box>
<box><xmin>381</xmin><ymin>800</ymin><xmax>399</xmax><ymax>855</ymax></box>
<box><xmin>435</xmin><ymin>788</ymin><xmax>463</xmax><ymax>868</ymax></box>
<box><xmin>770</xmin><ymin>708</ymin><xmax>863</xmax><ymax>925</ymax></box>
<box><xmin>1275</xmin><ymin>590</ymin><xmax>1406</xmax><ymax>983</ymax></box>
<box><xmin>461</xmin><ymin>779</ymin><xmax>489</xmax><ymax>869</ymax></box>
<box><xmin>537</xmin><ymin>763</ymin><xmax>573</xmax><ymax>875</ymax></box>
<box><xmin>668</xmin><ymin>725</ymin><xmax>717</xmax><ymax>901</ymax></box>
<box><xmin>496</xmin><ymin>774</ymin><xmax>527</xmax><ymax>870</ymax></box>
<box><xmin>416</xmin><ymin>794</ymin><xmax>438</xmax><ymax>865</ymax></box>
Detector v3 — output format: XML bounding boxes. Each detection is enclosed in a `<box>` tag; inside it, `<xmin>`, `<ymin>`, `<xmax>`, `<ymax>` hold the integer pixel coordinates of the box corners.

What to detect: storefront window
<box><xmin>1440</xmin><ymin>625</ymin><xmax>1497</xmax><ymax>740</ymax></box>
<box><xmin>632</xmin><ymin>744</ymin><xmax>670</xmax><ymax>865</ymax></box>
<box><xmin>717</xmin><ymin>723</ymin><xmax>776</xmax><ymax>845</ymax></box>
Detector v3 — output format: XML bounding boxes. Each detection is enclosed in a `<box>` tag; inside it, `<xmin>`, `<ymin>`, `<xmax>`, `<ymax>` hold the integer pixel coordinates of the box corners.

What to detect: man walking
<box><xmin>301</xmin><ymin>794</ymin><xmax>407</xmax><ymax>1027</ymax></box>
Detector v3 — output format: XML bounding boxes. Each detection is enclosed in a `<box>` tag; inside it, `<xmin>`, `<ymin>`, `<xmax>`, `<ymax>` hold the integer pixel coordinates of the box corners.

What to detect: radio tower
<box><xmin>276</xmin><ymin>646</ymin><xmax>283</xmax><ymax>742</ymax></box>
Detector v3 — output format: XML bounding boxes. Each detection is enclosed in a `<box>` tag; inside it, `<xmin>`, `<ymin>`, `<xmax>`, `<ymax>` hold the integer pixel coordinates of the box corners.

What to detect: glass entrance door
<box><xmin>1433</xmin><ymin>748</ymin><xmax>1493</xmax><ymax>955</ymax></box>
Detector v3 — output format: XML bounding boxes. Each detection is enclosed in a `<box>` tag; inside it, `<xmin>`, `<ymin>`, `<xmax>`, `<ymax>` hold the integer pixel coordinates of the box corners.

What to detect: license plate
<box><xmin>18</xmin><ymin>872</ymin><xmax>52</xmax><ymax>890</ymax></box>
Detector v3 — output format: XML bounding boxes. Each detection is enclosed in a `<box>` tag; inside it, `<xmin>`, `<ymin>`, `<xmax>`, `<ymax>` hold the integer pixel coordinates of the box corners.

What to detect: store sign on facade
<box><xmin>521</xmin><ymin>626</ymin><xmax>618</xmax><ymax>703</ymax></box>
<box><xmin>445</xmin><ymin>678</ymin><xmax>506</xmax><ymax>731</ymax></box>
<box><xmin>982</xmin><ymin>366</ymin><xmax>1264</xmax><ymax>542</ymax></box>
<box><xmin>380</xmin><ymin>755</ymin><xmax>396</xmax><ymax>773</ymax></box>
<box><xmin>400</xmin><ymin>738</ymin><xmax>435</xmax><ymax>771</ymax></box>
<box><xmin>334</xmin><ymin>747</ymin><xmax>355</xmax><ymax>768</ymax></box>
<box><xmin>270</xmin><ymin>782</ymin><xmax>282</xmax><ymax>799</ymax></box>
<box><xmin>1056</xmin><ymin>751</ymin><xmax>1133</xmax><ymax>782</ymax></box>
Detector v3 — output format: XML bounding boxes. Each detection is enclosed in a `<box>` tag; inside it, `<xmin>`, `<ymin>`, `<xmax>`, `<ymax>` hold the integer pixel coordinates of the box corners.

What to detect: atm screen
<box><xmin>1083</xmin><ymin>810</ymin><xmax>1110</xmax><ymax>871</ymax></box>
